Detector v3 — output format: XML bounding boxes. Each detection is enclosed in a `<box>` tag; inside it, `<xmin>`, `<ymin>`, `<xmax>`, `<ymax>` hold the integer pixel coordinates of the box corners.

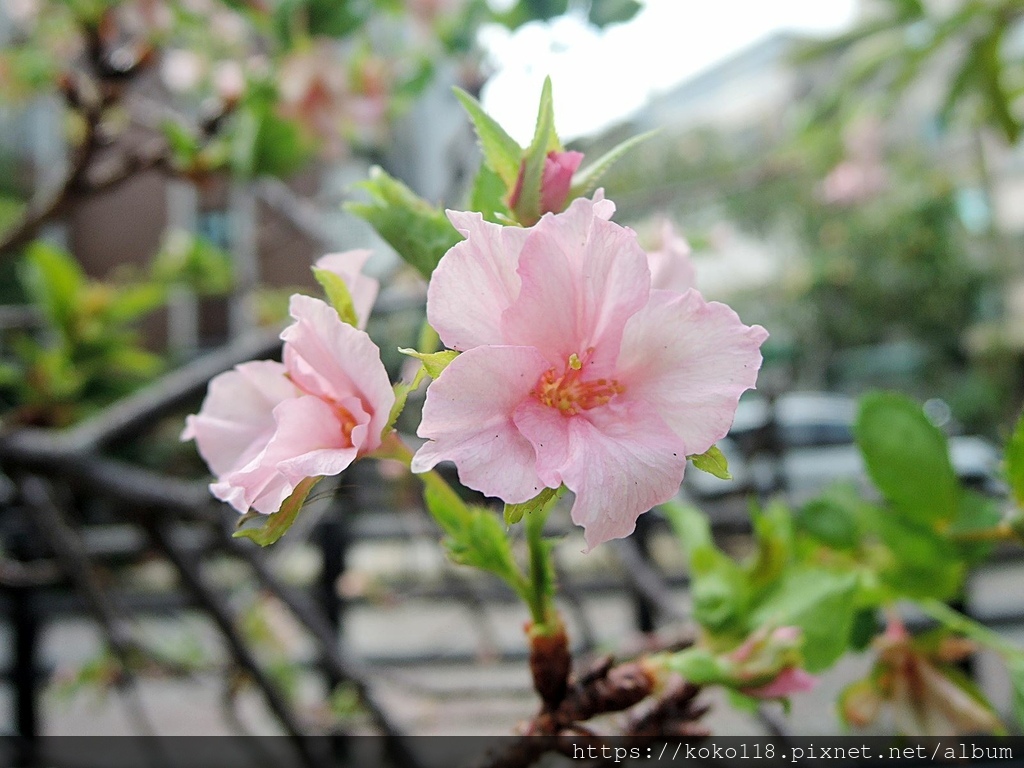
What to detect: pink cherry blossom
<box><xmin>412</xmin><ymin>196</ymin><xmax>767</xmax><ymax>549</ymax></box>
<box><xmin>508</xmin><ymin>150</ymin><xmax>585</xmax><ymax>222</ymax></box>
<box><xmin>314</xmin><ymin>249</ymin><xmax>379</xmax><ymax>329</ymax></box>
<box><xmin>183</xmin><ymin>295</ymin><xmax>394</xmax><ymax>515</ymax></box>
<box><xmin>647</xmin><ymin>219</ymin><xmax>696</xmax><ymax>294</ymax></box>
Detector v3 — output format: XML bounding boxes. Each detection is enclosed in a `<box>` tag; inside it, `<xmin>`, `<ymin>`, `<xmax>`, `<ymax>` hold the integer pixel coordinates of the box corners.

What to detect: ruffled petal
<box><xmin>412</xmin><ymin>345</ymin><xmax>551</xmax><ymax>503</ymax></box>
<box><xmin>182</xmin><ymin>360</ymin><xmax>297</xmax><ymax>476</ymax></box>
<box><xmin>502</xmin><ymin>196</ymin><xmax>650</xmax><ymax>373</ymax></box>
<box><xmin>314</xmin><ymin>249</ymin><xmax>379</xmax><ymax>329</ymax></box>
<box><xmin>617</xmin><ymin>289</ymin><xmax>768</xmax><ymax>456</ymax></box>
<box><xmin>514</xmin><ymin>399</ymin><xmax>687</xmax><ymax>550</ymax></box>
<box><xmin>647</xmin><ymin>220</ymin><xmax>696</xmax><ymax>294</ymax></box>
<box><xmin>281</xmin><ymin>295</ymin><xmax>395</xmax><ymax>452</ymax></box>
<box><xmin>426</xmin><ymin>211</ymin><xmax>530</xmax><ymax>351</ymax></box>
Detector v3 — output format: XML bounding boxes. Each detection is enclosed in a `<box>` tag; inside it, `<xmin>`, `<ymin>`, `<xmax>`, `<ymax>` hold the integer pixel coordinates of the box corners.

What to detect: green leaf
<box><xmin>750</xmin><ymin>568</ymin><xmax>859</xmax><ymax>673</ymax></box>
<box><xmin>504</xmin><ymin>486</ymin><xmax>560</xmax><ymax>526</ymax></box>
<box><xmin>20</xmin><ymin>242</ymin><xmax>86</xmax><ymax>336</ymax></box>
<box><xmin>569</xmin><ymin>130</ymin><xmax>658</xmax><ymax>199</ymax></box>
<box><xmin>233</xmin><ymin>476</ymin><xmax>320</xmax><ymax>546</ymax></box>
<box><xmin>161</xmin><ymin>120</ymin><xmax>201</xmax><ymax>169</ymax></box>
<box><xmin>513</xmin><ymin>77</ymin><xmax>559</xmax><ymax>225</ymax></box>
<box><xmin>347</xmin><ymin>168</ymin><xmax>461</xmax><ymax>279</ymax></box>
<box><xmin>797</xmin><ymin>484</ymin><xmax>863</xmax><ymax>550</ymax></box>
<box><xmin>587</xmin><ymin>0</ymin><xmax>642</xmax><ymax>27</ymax></box>
<box><xmin>1005</xmin><ymin>410</ymin><xmax>1024</xmax><ymax>509</ymax></box>
<box><xmin>453</xmin><ymin>87</ymin><xmax>523</xmax><ymax>188</ymax></box>
<box><xmin>747</xmin><ymin>501</ymin><xmax>794</xmax><ymax>593</ymax></box>
<box><xmin>949</xmin><ymin>490</ymin><xmax>1002</xmax><ymax>564</ymax></box>
<box><xmin>1009</xmin><ymin>656</ymin><xmax>1024</xmax><ymax>732</ymax></box>
<box><xmin>313</xmin><ymin>267</ymin><xmax>359</xmax><ymax>326</ymax></box>
<box><xmin>854</xmin><ymin>392</ymin><xmax>959</xmax><ymax>527</ymax></box>
<box><xmin>446</xmin><ymin>505</ymin><xmax>525</xmax><ymax>590</ymax></box>
<box><xmin>663</xmin><ymin>501</ymin><xmax>749</xmax><ymax>635</ymax></box>
<box><xmin>689</xmin><ymin>444</ymin><xmax>731</xmax><ymax>480</ymax></box>
<box><xmin>104</xmin><ymin>283</ymin><xmax>167</xmax><ymax>323</ymax></box>
<box><xmin>662</xmin><ymin>647</ymin><xmax>730</xmax><ymax>686</ymax></box>
<box><xmin>849</xmin><ymin>608</ymin><xmax>882</xmax><ymax>651</ymax></box>
<box><xmin>864</xmin><ymin>507</ymin><xmax>964</xmax><ymax>601</ymax></box>
<box><xmin>384</xmin><ymin>366</ymin><xmax>428</xmax><ymax>437</ymax></box>
<box><xmin>397</xmin><ymin>348</ymin><xmax>458</xmax><ymax>379</ymax></box>
<box><xmin>469</xmin><ymin>164</ymin><xmax>513</xmax><ymax>224</ymax></box>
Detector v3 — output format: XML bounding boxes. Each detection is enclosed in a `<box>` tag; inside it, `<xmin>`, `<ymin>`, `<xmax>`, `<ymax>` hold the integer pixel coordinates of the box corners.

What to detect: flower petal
<box><xmin>514</xmin><ymin>398</ymin><xmax>687</xmax><ymax>550</ymax></box>
<box><xmin>502</xmin><ymin>196</ymin><xmax>650</xmax><ymax>372</ymax></box>
<box><xmin>648</xmin><ymin>220</ymin><xmax>696</xmax><ymax>294</ymax></box>
<box><xmin>617</xmin><ymin>289</ymin><xmax>768</xmax><ymax>455</ymax></box>
<box><xmin>314</xmin><ymin>249</ymin><xmax>379</xmax><ymax>329</ymax></box>
<box><xmin>427</xmin><ymin>211</ymin><xmax>530</xmax><ymax>351</ymax></box>
<box><xmin>412</xmin><ymin>345</ymin><xmax>551</xmax><ymax>503</ymax></box>
<box><xmin>182</xmin><ymin>360</ymin><xmax>297</xmax><ymax>476</ymax></box>
<box><xmin>281</xmin><ymin>295</ymin><xmax>394</xmax><ymax>452</ymax></box>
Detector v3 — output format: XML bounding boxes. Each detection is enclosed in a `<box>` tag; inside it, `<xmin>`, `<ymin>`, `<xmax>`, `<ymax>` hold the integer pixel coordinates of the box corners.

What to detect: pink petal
<box><xmin>427</xmin><ymin>211</ymin><xmax>530</xmax><ymax>351</ymax></box>
<box><xmin>412</xmin><ymin>346</ymin><xmax>551</xmax><ymax>504</ymax></box>
<box><xmin>743</xmin><ymin>667</ymin><xmax>816</xmax><ymax>700</ymax></box>
<box><xmin>182</xmin><ymin>360</ymin><xmax>297</xmax><ymax>477</ymax></box>
<box><xmin>539</xmin><ymin>150</ymin><xmax>584</xmax><ymax>214</ymax></box>
<box><xmin>281</xmin><ymin>295</ymin><xmax>394</xmax><ymax>452</ymax></box>
<box><xmin>513</xmin><ymin>398</ymin><xmax>687</xmax><ymax>550</ymax></box>
<box><xmin>216</xmin><ymin>395</ymin><xmax>359</xmax><ymax>515</ymax></box>
<box><xmin>617</xmin><ymin>289</ymin><xmax>768</xmax><ymax>456</ymax></box>
<box><xmin>314</xmin><ymin>249</ymin><xmax>379</xmax><ymax>329</ymax></box>
<box><xmin>648</xmin><ymin>220</ymin><xmax>697</xmax><ymax>294</ymax></box>
<box><xmin>502</xmin><ymin>197</ymin><xmax>650</xmax><ymax>373</ymax></box>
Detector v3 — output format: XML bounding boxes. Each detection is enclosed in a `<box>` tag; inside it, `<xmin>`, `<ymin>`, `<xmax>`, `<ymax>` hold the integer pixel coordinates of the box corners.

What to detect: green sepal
<box><xmin>233</xmin><ymin>476</ymin><xmax>320</xmax><ymax>546</ymax></box>
<box><xmin>384</xmin><ymin>366</ymin><xmax>428</xmax><ymax>438</ymax></box>
<box><xmin>346</xmin><ymin>168</ymin><xmax>461</xmax><ymax>279</ymax></box>
<box><xmin>689</xmin><ymin>445</ymin><xmax>731</xmax><ymax>480</ymax></box>
<box><xmin>453</xmin><ymin>87</ymin><xmax>523</xmax><ymax>188</ymax></box>
<box><xmin>313</xmin><ymin>267</ymin><xmax>359</xmax><ymax>326</ymax></box>
<box><xmin>397</xmin><ymin>348</ymin><xmax>458</xmax><ymax>379</ymax></box>
<box><xmin>504</xmin><ymin>486</ymin><xmax>561</xmax><ymax>526</ymax></box>
<box><xmin>569</xmin><ymin>129</ymin><xmax>658</xmax><ymax>199</ymax></box>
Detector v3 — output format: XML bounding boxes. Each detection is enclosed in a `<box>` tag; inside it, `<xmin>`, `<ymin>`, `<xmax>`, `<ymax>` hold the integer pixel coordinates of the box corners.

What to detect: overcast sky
<box><xmin>479</xmin><ymin>0</ymin><xmax>860</xmax><ymax>143</ymax></box>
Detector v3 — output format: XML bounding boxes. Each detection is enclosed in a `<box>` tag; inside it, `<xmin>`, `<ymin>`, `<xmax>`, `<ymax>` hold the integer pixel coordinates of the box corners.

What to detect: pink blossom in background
<box><xmin>412</xmin><ymin>196</ymin><xmax>767</xmax><ymax>549</ymax></box>
<box><xmin>184</xmin><ymin>295</ymin><xmax>394</xmax><ymax>515</ymax></box>
<box><xmin>647</xmin><ymin>219</ymin><xmax>697</xmax><ymax>293</ymax></box>
<box><xmin>314</xmin><ymin>250</ymin><xmax>380</xmax><ymax>329</ymax></box>
<box><xmin>508</xmin><ymin>151</ymin><xmax>585</xmax><ymax>220</ymax></box>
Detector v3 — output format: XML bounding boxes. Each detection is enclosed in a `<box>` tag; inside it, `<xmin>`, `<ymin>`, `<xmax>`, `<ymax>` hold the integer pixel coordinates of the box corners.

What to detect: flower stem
<box><xmin>524</xmin><ymin>488</ymin><xmax>564</xmax><ymax>636</ymax></box>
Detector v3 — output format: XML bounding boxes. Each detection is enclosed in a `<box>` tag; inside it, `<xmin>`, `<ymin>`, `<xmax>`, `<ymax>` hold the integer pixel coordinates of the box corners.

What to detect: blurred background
<box><xmin>0</xmin><ymin>0</ymin><xmax>1022</xmax><ymax>750</ymax></box>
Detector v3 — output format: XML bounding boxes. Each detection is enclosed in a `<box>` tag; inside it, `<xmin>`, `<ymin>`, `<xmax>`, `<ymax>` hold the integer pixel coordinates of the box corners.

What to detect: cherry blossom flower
<box><xmin>412</xmin><ymin>196</ymin><xmax>766</xmax><ymax>548</ymax></box>
<box><xmin>183</xmin><ymin>295</ymin><xmax>394</xmax><ymax>515</ymax></box>
<box><xmin>508</xmin><ymin>150</ymin><xmax>585</xmax><ymax>222</ymax></box>
<box><xmin>314</xmin><ymin>250</ymin><xmax>379</xmax><ymax>329</ymax></box>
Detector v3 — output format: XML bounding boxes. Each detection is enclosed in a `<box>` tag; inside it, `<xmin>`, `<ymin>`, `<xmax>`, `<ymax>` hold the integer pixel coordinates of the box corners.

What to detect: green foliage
<box><xmin>150</xmin><ymin>231</ymin><xmax>235</xmax><ymax>295</ymax></box>
<box><xmin>569</xmin><ymin>130</ymin><xmax>658</xmax><ymax>200</ymax></box>
<box><xmin>1005</xmin><ymin>410</ymin><xmax>1024</xmax><ymax>508</ymax></box>
<box><xmin>232</xmin><ymin>83</ymin><xmax>313</xmax><ymax>180</ymax></box>
<box><xmin>454</xmin><ymin>87</ymin><xmax>523</xmax><ymax>189</ymax></box>
<box><xmin>313</xmin><ymin>267</ymin><xmax>360</xmax><ymax>327</ymax></box>
<box><xmin>233</xmin><ymin>477</ymin><xmax>321</xmax><ymax>546</ymax></box>
<box><xmin>513</xmin><ymin>77</ymin><xmax>561</xmax><ymax>226</ymax></box>
<box><xmin>397</xmin><ymin>348</ymin><xmax>458</xmax><ymax>380</ymax></box>
<box><xmin>347</xmin><ymin>168</ymin><xmax>461</xmax><ymax>279</ymax></box>
<box><xmin>504</xmin><ymin>486</ymin><xmax>560</xmax><ymax>526</ymax></box>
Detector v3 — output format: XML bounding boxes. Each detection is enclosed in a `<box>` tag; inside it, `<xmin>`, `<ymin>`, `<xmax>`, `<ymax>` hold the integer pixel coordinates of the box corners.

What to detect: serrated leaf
<box><xmin>347</xmin><ymin>168</ymin><xmax>461</xmax><ymax>279</ymax></box>
<box><xmin>453</xmin><ymin>87</ymin><xmax>522</xmax><ymax>188</ymax></box>
<box><xmin>504</xmin><ymin>486</ymin><xmax>559</xmax><ymax>526</ymax></box>
<box><xmin>398</xmin><ymin>348</ymin><xmax>457</xmax><ymax>379</ymax></box>
<box><xmin>569</xmin><ymin>129</ymin><xmax>658</xmax><ymax>199</ymax></box>
<box><xmin>469</xmin><ymin>164</ymin><xmax>513</xmax><ymax>224</ymax></box>
<box><xmin>689</xmin><ymin>445</ymin><xmax>731</xmax><ymax>480</ymax></box>
<box><xmin>855</xmin><ymin>392</ymin><xmax>959</xmax><ymax>526</ymax></box>
<box><xmin>514</xmin><ymin>77</ymin><xmax>558</xmax><ymax>225</ymax></box>
<box><xmin>384</xmin><ymin>365</ymin><xmax>427</xmax><ymax>437</ymax></box>
<box><xmin>313</xmin><ymin>268</ymin><xmax>359</xmax><ymax>326</ymax></box>
<box><xmin>1005</xmin><ymin>410</ymin><xmax>1024</xmax><ymax>509</ymax></box>
<box><xmin>233</xmin><ymin>476</ymin><xmax>320</xmax><ymax>546</ymax></box>
<box><xmin>750</xmin><ymin>568</ymin><xmax>859</xmax><ymax>673</ymax></box>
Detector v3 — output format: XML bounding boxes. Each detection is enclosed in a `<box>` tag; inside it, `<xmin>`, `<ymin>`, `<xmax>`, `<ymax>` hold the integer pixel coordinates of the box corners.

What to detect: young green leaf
<box><xmin>233</xmin><ymin>476</ymin><xmax>320</xmax><ymax>546</ymax></box>
<box><xmin>312</xmin><ymin>267</ymin><xmax>360</xmax><ymax>326</ymax></box>
<box><xmin>453</xmin><ymin>87</ymin><xmax>523</xmax><ymax>188</ymax></box>
<box><xmin>513</xmin><ymin>77</ymin><xmax>559</xmax><ymax>225</ymax></box>
<box><xmin>569</xmin><ymin>129</ymin><xmax>658</xmax><ymax>199</ymax></box>
<box><xmin>384</xmin><ymin>365</ymin><xmax>428</xmax><ymax>437</ymax></box>
<box><xmin>347</xmin><ymin>168</ymin><xmax>461</xmax><ymax>279</ymax></box>
<box><xmin>854</xmin><ymin>392</ymin><xmax>959</xmax><ymax>527</ymax></box>
<box><xmin>469</xmin><ymin>164</ymin><xmax>514</xmax><ymax>224</ymax></box>
<box><xmin>504</xmin><ymin>486</ymin><xmax>560</xmax><ymax>526</ymax></box>
<box><xmin>20</xmin><ymin>242</ymin><xmax>86</xmax><ymax>336</ymax></box>
<box><xmin>689</xmin><ymin>445</ymin><xmax>731</xmax><ymax>480</ymax></box>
